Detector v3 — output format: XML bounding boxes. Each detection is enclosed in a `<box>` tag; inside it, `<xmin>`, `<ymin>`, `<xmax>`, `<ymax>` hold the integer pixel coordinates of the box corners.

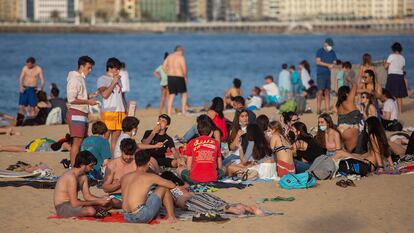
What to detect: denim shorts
<box><xmin>124</xmin><ymin>192</ymin><xmax>161</xmax><ymax>223</ymax></box>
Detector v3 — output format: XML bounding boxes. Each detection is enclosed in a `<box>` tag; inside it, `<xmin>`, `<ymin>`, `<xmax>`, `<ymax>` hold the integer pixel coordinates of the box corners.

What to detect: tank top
<box><xmin>212</xmin><ymin>114</ymin><xmax>228</xmax><ymax>141</ymax></box>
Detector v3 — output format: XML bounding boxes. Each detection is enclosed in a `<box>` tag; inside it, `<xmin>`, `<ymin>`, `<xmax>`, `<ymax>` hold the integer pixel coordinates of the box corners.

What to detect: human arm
<box><xmin>102</xmin><ymin>164</ymin><xmax>121</xmax><ymax>193</ymax></box>
<box><xmin>316</xmin><ymin>57</ymin><xmax>333</xmax><ymax>69</ymax></box>
<box><xmin>217</xmin><ymin>154</ymin><xmax>223</xmax><ymax>170</ymax></box>
<box><xmin>153</xmin><ymin>174</ymin><xmax>176</xmax><ymax>189</ymax></box>
<box><xmin>18</xmin><ymin>68</ymin><xmax>25</xmax><ymax>93</ymax></box>
<box><xmin>38</xmin><ymin>67</ymin><xmax>45</xmax><ymax>91</ymax></box>
<box><xmin>67</xmin><ymin>80</ymin><xmax>97</xmax><ymax>105</ymax></box>
<box><xmin>186</xmin><ymin>156</ymin><xmax>193</xmax><ymax>170</ymax></box>
<box><xmin>137</xmin><ymin>142</ymin><xmax>163</xmax><ymax>150</ymax></box>
<box><xmin>181</xmin><ymin>57</ymin><xmax>188</xmax><ymax>80</ymax></box>
<box><xmin>153</xmin><ymin>67</ymin><xmax>161</xmax><ymax>80</ymax></box>
<box><xmin>69</xmin><ymin>176</ymin><xmax>109</xmax><ymax>207</ymax></box>
<box><xmin>141</xmin><ymin>127</ymin><xmax>160</xmax><ymax>145</ymax></box>
<box><xmin>98</xmin><ymin>76</ymin><xmax>121</xmax><ymax>99</ymax></box>
<box><xmin>382</xmin><ymin>101</ymin><xmax>392</xmax><ymax>120</ymax></box>
<box><xmin>229</xmin><ymin>130</ymin><xmax>243</xmax><ymax>151</ymax></box>
<box><xmin>333</xmin><ymin>131</ymin><xmax>342</xmax><ymax>150</ymax></box>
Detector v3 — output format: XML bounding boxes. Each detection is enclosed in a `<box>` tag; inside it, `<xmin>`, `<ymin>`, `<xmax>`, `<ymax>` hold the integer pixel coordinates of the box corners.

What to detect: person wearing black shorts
<box><xmin>168</xmin><ymin>76</ymin><xmax>187</xmax><ymax>95</ymax></box>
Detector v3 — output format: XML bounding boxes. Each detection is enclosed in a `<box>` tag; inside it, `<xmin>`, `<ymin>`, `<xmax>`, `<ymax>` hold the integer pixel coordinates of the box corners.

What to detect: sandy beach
<box><xmin>1</xmin><ymin>99</ymin><xmax>414</xmax><ymax>233</ymax></box>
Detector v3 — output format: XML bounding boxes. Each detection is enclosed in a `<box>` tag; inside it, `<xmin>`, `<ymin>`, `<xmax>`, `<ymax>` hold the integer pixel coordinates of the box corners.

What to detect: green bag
<box><xmin>279</xmin><ymin>99</ymin><xmax>297</xmax><ymax>113</ymax></box>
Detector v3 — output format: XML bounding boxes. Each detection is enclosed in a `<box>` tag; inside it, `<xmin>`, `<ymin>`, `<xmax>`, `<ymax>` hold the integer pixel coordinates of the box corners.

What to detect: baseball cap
<box><xmin>325</xmin><ymin>38</ymin><xmax>334</xmax><ymax>46</ymax></box>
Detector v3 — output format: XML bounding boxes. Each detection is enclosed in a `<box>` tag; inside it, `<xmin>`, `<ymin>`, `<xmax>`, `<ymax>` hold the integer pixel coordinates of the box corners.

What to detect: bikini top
<box><xmin>273</xmin><ymin>145</ymin><xmax>290</xmax><ymax>153</ymax></box>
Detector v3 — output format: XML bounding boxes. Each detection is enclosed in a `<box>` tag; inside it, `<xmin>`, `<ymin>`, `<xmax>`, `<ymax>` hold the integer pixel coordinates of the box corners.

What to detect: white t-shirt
<box><xmin>97</xmin><ymin>75</ymin><xmax>125</xmax><ymax>112</ymax></box>
<box><xmin>119</xmin><ymin>70</ymin><xmax>130</xmax><ymax>93</ymax></box>
<box><xmin>300</xmin><ymin>69</ymin><xmax>311</xmax><ymax>89</ymax></box>
<box><xmin>386</xmin><ymin>54</ymin><xmax>405</xmax><ymax>75</ymax></box>
<box><xmin>247</xmin><ymin>96</ymin><xmax>262</xmax><ymax>109</ymax></box>
<box><xmin>113</xmin><ymin>133</ymin><xmax>131</xmax><ymax>158</ymax></box>
<box><xmin>262</xmin><ymin>82</ymin><xmax>280</xmax><ymax>97</ymax></box>
<box><xmin>383</xmin><ymin>99</ymin><xmax>398</xmax><ymax>121</ymax></box>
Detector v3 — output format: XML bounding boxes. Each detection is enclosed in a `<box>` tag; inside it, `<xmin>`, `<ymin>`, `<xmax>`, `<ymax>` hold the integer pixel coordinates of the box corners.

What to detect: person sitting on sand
<box><xmin>103</xmin><ymin>138</ymin><xmax>137</xmax><ymax>208</ymax></box>
<box><xmin>224</xmin><ymin>78</ymin><xmax>243</xmax><ymax>109</ymax></box>
<box><xmin>314</xmin><ymin>113</ymin><xmax>342</xmax><ymax>157</ymax></box>
<box><xmin>113</xmin><ymin>116</ymin><xmax>163</xmax><ymax>160</ymax></box>
<box><xmin>80</xmin><ymin>121</ymin><xmax>111</xmax><ymax>179</ymax></box>
<box><xmin>141</xmin><ymin>114</ymin><xmax>183</xmax><ymax>168</ymax></box>
<box><xmin>178</xmin><ymin>118</ymin><xmax>224</xmax><ymax>184</ymax></box>
<box><xmin>53</xmin><ymin>151</ymin><xmax>113</xmax><ymax>218</ymax></box>
<box><xmin>269</xmin><ymin>121</ymin><xmax>295</xmax><ymax>177</ymax></box>
<box><xmin>261</xmin><ymin>75</ymin><xmax>280</xmax><ymax>106</ymax></box>
<box><xmin>121</xmin><ymin>150</ymin><xmax>177</xmax><ymax>224</ymax></box>
<box><xmin>182</xmin><ymin>114</ymin><xmax>222</xmax><ymax>143</ymax></box>
<box><xmin>22</xmin><ymin>91</ymin><xmax>52</xmax><ymax>126</ymax></box>
<box><xmin>232</xmin><ymin>96</ymin><xmax>256</xmax><ymax>123</ymax></box>
<box><xmin>247</xmin><ymin>86</ymin><xmax>263</xmax><ymax>110</ymax></box>
<box><xmin>291</xmin><ymin>122</ymin><xmax>325</xmax><ymax>173</ymax></box>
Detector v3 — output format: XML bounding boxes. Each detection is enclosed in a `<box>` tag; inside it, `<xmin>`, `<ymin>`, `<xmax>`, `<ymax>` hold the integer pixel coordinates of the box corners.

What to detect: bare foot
<box><xmin>250</xmin><ymin>206</ymin><xmax>266</xmax><ymax>217</ymax></box>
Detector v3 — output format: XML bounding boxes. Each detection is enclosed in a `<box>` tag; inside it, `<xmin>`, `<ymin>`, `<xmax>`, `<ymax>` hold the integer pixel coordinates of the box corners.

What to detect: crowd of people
<box><xmin>1</xmin><ymin>39</ymin><xmax>413</xmax><ymax>224</ymax></box>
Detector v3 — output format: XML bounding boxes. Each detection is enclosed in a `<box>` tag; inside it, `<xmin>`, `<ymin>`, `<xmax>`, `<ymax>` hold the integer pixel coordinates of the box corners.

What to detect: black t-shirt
<box><xmin>142</xmin><ymin>130</ymin><xmax>175</xmax><ymax>160</ymax></box>
<box><xmin>296</xmin><ymin>137</ymin><xmax>325</xmax><ymax>163</ymax></box>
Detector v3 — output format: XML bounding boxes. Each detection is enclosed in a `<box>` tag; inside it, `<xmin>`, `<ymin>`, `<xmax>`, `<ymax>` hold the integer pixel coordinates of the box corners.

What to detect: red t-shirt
<box><xmin>186</xmin><ymin>135</ymin><xmax>221</xmax><ymax>183</ymax></box>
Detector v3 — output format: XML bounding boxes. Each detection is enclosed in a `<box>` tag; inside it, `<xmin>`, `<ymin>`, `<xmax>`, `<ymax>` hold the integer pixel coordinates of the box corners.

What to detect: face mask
<box><xmin>319</xmin><ymin>125</ymin><xmax>327</xmax><ymax>131</ymax></box>
<box><xmin>326</xmin><ymin>45</ymin><xmax>332</xmax><ymax>52</ymax></box>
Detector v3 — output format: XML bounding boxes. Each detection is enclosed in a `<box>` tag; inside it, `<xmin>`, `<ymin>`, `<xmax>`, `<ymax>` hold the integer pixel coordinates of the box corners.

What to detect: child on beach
<box><xmin>121</xmin><ymin>150</ymin><xmax>177</xmax><ymax>224</ymax></box>
<box><xmin>289</xmin><ymin>66</ymin><xmax>301</xmax><ymax>96</ymax></box>
<box><xmin>153</xmin><ymin>52</ymin><xmax>169</xmax><ymax>114</ymax></box>
<box><xmin>261</xmin><ymin>75</ymin><xmax>280</xmax><ymax>106</ymax></box>
<box><xmin>278</xmin><ymin>64</ymin><xmax>291</xmax><ymax>100</ymax></box>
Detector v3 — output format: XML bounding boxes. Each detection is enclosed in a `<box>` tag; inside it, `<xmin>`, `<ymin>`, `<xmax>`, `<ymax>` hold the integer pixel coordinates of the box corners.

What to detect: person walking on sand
<box><xmin>98</xmin><ymin>57</ymin><xmax>126</xmax><ymax>154</ymax></box>
<box><xmin>153</xmin><ymin>52</ymin><xmax>169</xmax><ymax>114</ymax></box>
<box><xmin>67</xmin><ymin>56</ymin><xmax>98</xmax><ymax>167</ymax></box>
<box><xmin>16</xmin><ymin>57</ymin><xmax>45</xmax><ymax>125</ymax></box>
<box><xmin>316</xmin><ymin>38</ymin><xmax>337</xmax><ymax>114</ymax></box>
<box><xmin>162</xmin><ymin>45</ymin><xmax>188</xmax><ymax>116</ymax></box>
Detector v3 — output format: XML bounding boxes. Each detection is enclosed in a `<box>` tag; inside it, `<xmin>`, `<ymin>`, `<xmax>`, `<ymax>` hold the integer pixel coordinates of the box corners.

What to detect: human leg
<box><xmin>70</xmin><ymin>137</ymin><xmax>83</xmax><ymax>167</ymax></box>
<box><xmin>316</xmin><ymin>90</ymin><xmax>323</xmax><ymax>114</ymax></box>
<box><xmin>181</xmin><ymin>92</ymin><xmax>188</xmax><ymax>114</ymax></box>
<box><xmin>396</xmin><ymin>97</ymin><xmax>403</xmax><ymax>114</ymax></box>
<box><xmin>324</xmin><ymin>89</ymin><xmax>331</xmax><ymax>112</ymax></box>
<box><xmin>167</xmin><ymin>94</ymin><xmax>176</xmax><ymax>116</ymax></box>
<box><xmin>182</xmin><ymin>124</ymin><xmax>198</xmax><ymax>142</ymax></box>
<box><xmin>110</xmin><ymin>130</ymin><xmax>121</xmax><ymax>154</ymax></box>
<box><xmin>154</xmin><ymin>187</ymin><xmax>177</xmax><ymax>223</ymax></box>
<box><xmin>0</xmin><ymin>144</ymin><xmax>26</xmax><ymax>152</ymax></box>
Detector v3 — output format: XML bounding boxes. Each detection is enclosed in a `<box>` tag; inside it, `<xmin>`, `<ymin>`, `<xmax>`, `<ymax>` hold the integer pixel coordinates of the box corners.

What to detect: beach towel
<box><xmin>0</xmin><ymin>169</ymin><xmax>41</xmax><ymax>178</ymax></box>
<box><xmin>0</xmin><ymin>180</ymin><xmax>56</xmax><ymax>189</ymax></box>
<box><xmin>48</xmin><ymin>212</ymin><xmax>161</xmax><ymax>224</ymax></box>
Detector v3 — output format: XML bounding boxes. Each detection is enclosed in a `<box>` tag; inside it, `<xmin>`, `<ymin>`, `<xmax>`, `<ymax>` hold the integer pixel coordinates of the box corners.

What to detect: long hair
<box><xmin>269</xmin><ymin>120</ymin><xmax>289</xmax><ymax>142</ymax></box>
<box><xmin>281</xmin><ymin>111</ymin><xmax>297</xmax><ymax>125</ymax></box>
<box><xmin>362</xmin><ymin>53</ymin><xmax>372</xmax><ymax>66</ymax></box>
<box><xmin>292</xmin><ymin>122</ymin><xmax>313</xmax><ymax>141</ymax></box>
<box><xmin>229</xmin><ymin>109</ymin><xmax>248</xmax><ymax>144</ymax></box>
<box><xmin>256</xmin><ymin>114</ymin><xmax>270</xmax><ymax>132</ymax></box>
<box><xmin>210</xmin><ymin>97</ymin><xmax>224</xmax><ymax>119</ymax></box>
<box><xmin>300</xmin><ymin>60</ymin><xmax>311</xmax><ymax>74</ymax></box>
<box><xmin>315</xmin><ymin>113</ymin><xmax>340</xmax><ymax>148</ymax></box>
<box><xmin>246</xmin><ymin>124</ymin><xmax>272</xmax><ymax>161</ymax></box>
<box><xmin>366</xmin><ymin>116</ymin><xmax>390</xmax><ymax>158</ymax></box>
<box><xmin>336</xmin><ymin>86</ymin><xmax>350</xmax><ymax>108</ymax></box>
<box><xmin>364</xmin><ymin>69</ymin><xmax>377</xmax><ymax>92</ymax></box>
<box><xmin>361</xmin><ymin>92</ymin><xmax>376</xmax><ymax>117</ymax></box>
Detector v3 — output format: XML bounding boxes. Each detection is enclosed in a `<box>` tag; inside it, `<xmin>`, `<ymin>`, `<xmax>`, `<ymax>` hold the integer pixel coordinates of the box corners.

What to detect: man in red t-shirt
<box><xmin>180</xmin><ymin>117</ymin><xmax>223</xmax><ymax>183</ymax></box>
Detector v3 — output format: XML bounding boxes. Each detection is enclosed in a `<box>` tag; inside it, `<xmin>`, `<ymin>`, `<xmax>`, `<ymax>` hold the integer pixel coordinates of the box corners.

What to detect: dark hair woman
<box><xmin>208</xmin><ymin>97</ymin><xmax>228</xmax><ymax>141</ymax></box>
<box><xmin>315</xmin><ymin>113</ymin><xmax>342</xmax><ymax>156</ymax></box>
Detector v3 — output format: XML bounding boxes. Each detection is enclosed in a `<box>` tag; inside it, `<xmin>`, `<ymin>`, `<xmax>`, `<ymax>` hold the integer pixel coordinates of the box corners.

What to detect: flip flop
<box><xmin>345</xmin><ymin>179</ymin><xmax>356</xmax><ymax>187</ymax></box>
<box><xmin>256</xmin><ymin>196</ymin><xmax>295</xmax><ymax>203</ymax></box>
<box><xmin>336</xmin><ymin>179</ymin><xmax>348</xmax><ymax>188</ymax></box>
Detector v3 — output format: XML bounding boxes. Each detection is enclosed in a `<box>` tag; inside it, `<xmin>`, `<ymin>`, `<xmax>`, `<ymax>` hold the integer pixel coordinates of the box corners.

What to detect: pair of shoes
<box><xmin>192</xmin><ymin>213</ymin><xmax>230</xmax><ymax>223</ymax></box>
<box><xmin>336</xmin><ymin>179</ymin><xmax>356</xmax><ymax>188</ymax></box>
<box><xmin>234</xmin><ymin>169</ymin><xmax>258</xmax><ymax>181</ymax></box>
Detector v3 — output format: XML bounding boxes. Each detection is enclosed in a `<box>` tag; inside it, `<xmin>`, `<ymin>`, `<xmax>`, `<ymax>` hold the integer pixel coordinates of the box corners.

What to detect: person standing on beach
<box><xmin>119</xmin><ymin>62</ymin><xmax>130</xmax><ymax>104</ymax></box>
<box><xmin>98</xmin><ymin>57</ymin><xmax>126</xmax><ymax>154</ymax></box>
<box><xmin>66</xmin><ymin>56</ymin><xmax>97</xmax><ymax>167</ymax></box>
<box><xmin>16</xmin><ymin>57</ymin><xmax>45</xmax><ymax>125</ymax></box>
<box><xmin>162</xmin><ymin>45</ymin><xmax>188</xmax><ymax>116</ymax></box>
<box><xmin>316</xmin><ymin>38</ymin><xmax>337</xmax><ymax>114</ymax></box>
<box><xmin>384</xmin><ymin>42</ymin><xmax>406</xmax><ymax>114</ymax></box>
<box><xmin>153</xmin><ymin>52</ymin><xmax>169</xmax><ymax>114</ymax></box>
<box><xmin>278</xmin><ymin>64</ymin><xmax>291</xmax><ymax>100</ymax></box>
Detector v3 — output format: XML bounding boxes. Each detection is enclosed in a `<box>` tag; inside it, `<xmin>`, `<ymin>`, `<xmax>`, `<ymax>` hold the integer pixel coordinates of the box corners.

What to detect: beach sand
<box><xmin>1</xmin><ymin>99</ymin><xmax>414</xmax><ymax>233</ymax></box>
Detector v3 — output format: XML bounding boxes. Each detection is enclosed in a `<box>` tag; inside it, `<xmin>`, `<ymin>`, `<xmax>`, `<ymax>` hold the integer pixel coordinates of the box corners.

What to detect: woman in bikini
<box><xmin>333</xmin><ymin>116</ymin><xmax>393</xmax><ymax>175</ymax></box>
<box><xmin>357</xmin><ymin>69</ymin><xmax>382</xmax><ymax>100</ymax></box>
<box><xmin>269</xmin><ymin>121</ymin><xmax>295</xmax><ymax>177</ymax></box>
<box><xmin>336</xmin><ymin>81</ymin><xmax>362</xmax><ymax>152</ymax></box>
<box><xmin>315</xmin><ymin>113</ymin><xmax>342</xmax><ymax>157</ymax></box>
<box><xmin>359</xmin><ymin>92</ymin><xmax>378</xmax><ymax>120</ymax></box>
<box><xmin>358</xmin><ymin>53</ymin><xmax>374</xmax><ymax>83</ymax></box>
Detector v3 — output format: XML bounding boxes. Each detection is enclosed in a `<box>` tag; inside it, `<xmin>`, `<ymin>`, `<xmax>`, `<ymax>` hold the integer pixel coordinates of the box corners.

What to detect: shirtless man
<box><xmin>53</xmin><ymin>151</ymin><xmax>112</xmax><ymax>217</ymax></box>
<box><xmin>17</xmin><ymin>57</ymin><xmax>45</xmax><ymax>123</ymax></box>
<box><xmin>162</xmin><ymin>45</ymin><xmax>188</xmax><ymax>116</ymax></box>
<box><xmin>122</xmin><ymin>150</ymin><xmax>177</xmax><ymax>224</ymax></box>
<box><xmin>103</xmin><ymin>138</ymin><xmax>137</xmax><ymax>208</ymax></box>
<box><xmin>224</xmin><ymin>78</ymin><xmax>243</xmax><ymax>109</ymax></box>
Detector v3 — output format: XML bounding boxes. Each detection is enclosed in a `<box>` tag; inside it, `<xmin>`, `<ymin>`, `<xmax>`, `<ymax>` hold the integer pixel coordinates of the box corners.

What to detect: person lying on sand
<box><xmin>121</xmin><ymin>150</ymin><xmax>177</xmax><ymax>224</ymax></box>
<box><xmin>0</xmin><ymin>127</ymin><xmax>21</xmax><ymax>136</ymax></box>
<box><xmin>53</xmin><ymin>151</ymin><xmax>113</xmax><ymax>218</ymax></box>
<box><xmin>0</xmin><ymin>134</ymin><xmax>71</xmax><ymax>152</ymax></box>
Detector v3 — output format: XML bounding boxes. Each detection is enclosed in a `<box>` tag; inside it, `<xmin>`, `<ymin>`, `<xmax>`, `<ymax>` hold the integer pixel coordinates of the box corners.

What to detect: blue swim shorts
<box><xmin>19</xmin><ymin>87</ymin><xmax>37</xmax><ymax>107</ymax></box>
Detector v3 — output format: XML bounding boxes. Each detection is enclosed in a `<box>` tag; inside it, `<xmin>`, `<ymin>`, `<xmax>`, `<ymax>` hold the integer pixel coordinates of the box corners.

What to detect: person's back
<box><xmin>81</xmin><ymin>135</ymin><xmax>110</xmax><ymax>171</ymax></box>
<box><xmin>122</xmin><ymin>172</ymin><xmax>154</xmax><ymax>211</ymax></box>
<box><xmin>164</xmin><ymin>53</ymin><xmax>185</xmax><ymax>77</ymax></box>
<box><xmin>50</xmin><ymin>97</ymin><xmax>67</xmax><ymax>122</ymax></box>
<box><xmin>54</xmin><ymin>169</ymin><xmax>79</xmax><ymax>206</ymax></box>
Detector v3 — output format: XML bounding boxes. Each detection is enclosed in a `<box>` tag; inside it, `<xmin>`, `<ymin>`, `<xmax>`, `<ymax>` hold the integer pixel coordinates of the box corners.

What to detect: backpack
<box><xmin>307</xmin><ymin>155</ymin><xmax>337</xmax><ymax>180</ymax></box>
<box><xmin>384</xmin><ymin>120</ymin><xmax>403</xmax><ymax>132</ymax></box>
<box><xmin>295</xmin><ymin>96</ymin><xmax>306</xmax><ymax>114</ymax></box>
<box><xmin>278</xmin><ymin>172</ymin><xmax>316</xmax><ymax>190</ymax></box>
<box><xmin>337</xmin><ymin>159</ymin><xmax>370</xmax><ymax>177</ymax></box>
<box><xmin>279</xmin><ymin>99</ymin><xmax>297</xmax><ymax>113</ymax></box>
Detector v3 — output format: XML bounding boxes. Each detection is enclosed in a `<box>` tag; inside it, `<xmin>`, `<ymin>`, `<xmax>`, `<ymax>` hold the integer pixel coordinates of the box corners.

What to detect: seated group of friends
<box><xmin>52</xmin><ymin>90</ymin><xmax>412</xmax><ymax>223</ymax></box>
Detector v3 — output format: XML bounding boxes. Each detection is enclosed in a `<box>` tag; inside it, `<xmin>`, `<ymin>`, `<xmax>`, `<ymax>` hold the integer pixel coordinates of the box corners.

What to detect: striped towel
<box><xmin>185</xmin><ymin>193</ymin><xmax>227</xmax><ymax>214</ymax></box>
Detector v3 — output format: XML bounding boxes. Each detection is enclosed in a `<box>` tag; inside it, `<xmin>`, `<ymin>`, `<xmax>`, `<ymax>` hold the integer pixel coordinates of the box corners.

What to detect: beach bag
<box><xmin>46</xmin><ymin>107</ymin><xmax>62</xmax><ymax>125</ymax></box>
<box><xmin>337</xmin><ymin>159</ymin><xmax>370</xmax><ymax>177</ymax></box>
<box><xmin>295</xmin><ymin>96</ymin><xmax>306</xmax><ymax>114</ymax></box>
<box><xmin>279</xmin><ymin>99</ymin><xmax>297</xmax><ymax>113</ymax></box>
<box><xmin>278</xmin><ymin>172</ymin><xmax>316</xmax><ymax>190</ymax></box>
<box><xmin>384</xmin><ymin>120</ymin><xmax>403</xmax><ymax>132</ymax></box>
<box><xmin>307</xmin><ymin>155</ymin><xmax>337</xmax><ymax>180</ymax></box>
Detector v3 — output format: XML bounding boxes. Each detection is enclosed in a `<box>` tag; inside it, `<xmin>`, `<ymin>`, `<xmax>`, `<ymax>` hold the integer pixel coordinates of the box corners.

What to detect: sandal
<box><xmin>345</xmin><ymin>179</ymin><xmax>356</xmax><ymax>187</ymax></box>
<box><xmin>336</xmin><ymin>180</ymin><xmax>348</xmax><ymax>188</ymax></box>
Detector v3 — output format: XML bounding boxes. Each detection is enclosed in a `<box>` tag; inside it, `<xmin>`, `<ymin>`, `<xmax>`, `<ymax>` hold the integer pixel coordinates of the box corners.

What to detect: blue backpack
<box><xmin>278</xmin><ymin>172</ymin><xmax>316</xmax><ymax>190</ymax></box>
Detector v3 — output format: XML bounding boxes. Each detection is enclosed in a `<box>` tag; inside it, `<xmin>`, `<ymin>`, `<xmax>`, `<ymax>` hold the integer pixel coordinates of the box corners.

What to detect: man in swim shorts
<box><xmin>17</xmin><ymin>57</ymin><xmax>45</xmax><ymax>125</ymax></box>
<box><xmin>121</xmin><ymin>150</ymin><xmax>177</xmax><ymax>224</ymax></box>
<box><xmin>162</xmin><ymin>45</ymin><xmax>188</xmax><ymax>116</ymax></box>
<box><xmin>98</xmin><ymin>57</ymin><xmax>126</xmax><ymax>154</ymax></box>
<box><xmin>53</xmin><ymin>151</ymin><xmax>112</xmax><ymax>217</ymax></box>
<box><xmin>66</xmin><ymin>56</ymin><xmax>98</xmax><ymax>167</ymax></box>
